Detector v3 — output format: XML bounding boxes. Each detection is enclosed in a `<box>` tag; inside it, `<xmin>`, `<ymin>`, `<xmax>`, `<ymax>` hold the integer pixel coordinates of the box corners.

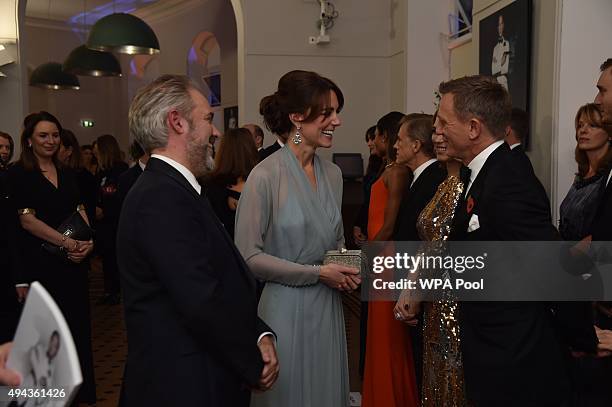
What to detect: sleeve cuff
<box><xmin>15</xmin><ymin>284</ymin><xmax>29</xmax><ymax>288</ymax></box>
<box><xmin>257</xmin><ymin>332</ymin><xmax>276</xmax><ymax>345</ymax></box>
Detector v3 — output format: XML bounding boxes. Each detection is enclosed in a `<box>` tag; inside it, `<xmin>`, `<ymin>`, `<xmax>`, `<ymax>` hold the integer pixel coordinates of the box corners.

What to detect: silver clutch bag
<box><xmin>323</xmin><ymin>248</ymin><xmax>364</xmax><ymax>275</ymax></box>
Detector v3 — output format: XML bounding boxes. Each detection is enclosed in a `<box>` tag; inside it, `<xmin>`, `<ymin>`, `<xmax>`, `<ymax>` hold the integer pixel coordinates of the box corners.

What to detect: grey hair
<box><xmin>128</xmin><ymin>74</ymin><xmax>196</xmax><ymax>152</ymax></box>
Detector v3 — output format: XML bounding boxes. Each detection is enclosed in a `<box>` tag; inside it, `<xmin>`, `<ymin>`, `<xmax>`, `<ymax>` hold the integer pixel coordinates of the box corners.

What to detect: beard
<box><xmin>186</xmin><ymin>133</ymin><xmax>212</xmax><ymax>178</ymax></box>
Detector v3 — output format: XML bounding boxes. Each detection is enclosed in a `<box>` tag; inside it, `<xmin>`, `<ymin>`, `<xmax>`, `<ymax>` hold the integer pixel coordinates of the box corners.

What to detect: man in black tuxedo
<box><xmin>243</xmin><ymin>123</ymin><xmax>266</xmax><ymax>162</ymax></box>
<box><xmin>436</xmin><ymin>75</ymin><xmax>594</xmax><ymax>406</ymax></box>
<box><xmin>593</xmin><ymin>58</ymin><xmax>612</xmax><ymax>241</ymax></box>
<box><xmin>116</xmin><ymin>141</ymin><xmax>149</xmax><ymax>211</ymax></box>
<box><xmin>393</xmin><ymin>114</ymin><xmax>446</xmax><ymax>242</ymax></box>
<box><xmin>505</xmin><ymin>107</ymin><xmax>536</xmax><ymax>173</ymax></box>
<box><xmin>117</xmin><ymin>74</ymin><xmax>278</xmax><ymax>407</ymax></box>
<box><xmin>259</xmin><ymin>136</ymin><xmax>285</xmax><ymax>161</ymax></box>
<box><xmin>393</xmin><ymin>113</ymin><xmax>445</xmax><ymax>391</ymax></box>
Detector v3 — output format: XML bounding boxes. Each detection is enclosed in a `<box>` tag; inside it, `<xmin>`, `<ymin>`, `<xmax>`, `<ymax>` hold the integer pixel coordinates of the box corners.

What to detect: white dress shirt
<box><xmin>509</xmin><ymin>143</ymin><xmax>521</xmax><ymax>150</ymax></box>
<box><xmin>151</xmin><ymin>154</ymin><xmax>201</xmax><ymax>194</ymax></box>
<box><xmin>465</xmin><ymin>140</ymin><xmax>505</xmax><ymax>195</ymax></box>
<box><xmin>410</xmin><ymin>159</ymin><xmax>437</xmax><ymax>187</ymax></box>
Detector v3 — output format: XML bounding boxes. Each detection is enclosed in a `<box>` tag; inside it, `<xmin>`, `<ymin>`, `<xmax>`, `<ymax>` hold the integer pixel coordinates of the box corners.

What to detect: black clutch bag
<box><xmin>42</xmin><ymin>212</ymin><xmax>94</xmax><ymax>258</ymax></box>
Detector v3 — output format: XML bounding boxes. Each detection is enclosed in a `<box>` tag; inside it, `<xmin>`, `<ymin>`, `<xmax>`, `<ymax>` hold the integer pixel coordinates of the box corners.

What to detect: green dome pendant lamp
<box><xmin>87</xmin><ymin>12</ymin><xmax>160</xmax><ymax>55</ymax></box>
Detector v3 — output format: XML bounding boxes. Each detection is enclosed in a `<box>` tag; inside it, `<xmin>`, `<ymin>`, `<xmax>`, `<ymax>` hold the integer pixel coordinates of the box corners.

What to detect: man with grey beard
<box><xmin>117</xmin><ymin>74</ymin><xmax>278</xmax><ymax>406</ymax></box>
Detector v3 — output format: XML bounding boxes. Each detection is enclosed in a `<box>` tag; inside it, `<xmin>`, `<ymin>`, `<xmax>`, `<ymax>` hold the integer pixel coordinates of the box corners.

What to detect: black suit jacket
<box><xmin>510</xmin><ymin>144</ymin><xmax>536</xmax><ymax>175</ymax></box>
<box><xmin>393</xmin><ymin>161</ymin><xmax>446</xmax><ymax>241</ymax></box>
<box><xmin>591</xmin><ymin>168</ymin><xmax>612</xmax><ymax>241</ymax></box>
<box><xmin>451</xmin><ymin>143</ymin><xmax>595</xmax><ymax>406</ymax></box>
<box><xmin>117</xmin><ymin>158</ymin><xmax>271</xmax><ymax>407</ymax></box>
<box><xmin>259</xmin><ymin>141</ymin><xmax>282</xmax><ymax>161</ymax></box>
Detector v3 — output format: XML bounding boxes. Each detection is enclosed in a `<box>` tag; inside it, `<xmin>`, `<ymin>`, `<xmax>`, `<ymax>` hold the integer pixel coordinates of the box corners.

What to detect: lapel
<box><xmin>450</xmin><ymin>144</ymin><xmax>508</xmax><ymax>240</ymax></box>
<box><xmin>147</xmin><ymin>158</ymin><xmax>258</xmax><ymax>292</ymax></box>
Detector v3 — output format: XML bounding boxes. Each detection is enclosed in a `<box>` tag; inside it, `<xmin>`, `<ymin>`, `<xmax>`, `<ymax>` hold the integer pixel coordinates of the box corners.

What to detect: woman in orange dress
<box><xmin>362</xmin><ymin>112</ymin><xmax>418</xmax><ymax>407</ymax></box>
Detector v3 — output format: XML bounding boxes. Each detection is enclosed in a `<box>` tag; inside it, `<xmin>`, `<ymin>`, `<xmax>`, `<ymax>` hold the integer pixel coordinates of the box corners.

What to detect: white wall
<box><xmin>405</xmin><ymin>0</ymin><xmax>453</xmax><ymax>114</ymax></box>
<box><xmin>240</xmin><ymin>0</ymin><xmax>394</xmax><ymax>163</ymax></box>
<box><xmin>553</xmin><ymin>0</ymin><xmax>612</xmax><ymax>222</ymax></box>
<box><xmin>0</xmin><ymin>0</ymin><xmax>28</xmax><ymax>159</ymax></box>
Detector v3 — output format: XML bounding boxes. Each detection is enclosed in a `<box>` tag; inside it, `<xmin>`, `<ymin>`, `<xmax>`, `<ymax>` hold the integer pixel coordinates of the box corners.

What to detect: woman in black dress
<box><xmin>204</xmin><ymin>127</ymin><xmax>259</xmax><ymax>238</ymax></box>
<box><xmin>7</xmin><ymin>111</ymin><xmax>96</xmax><ymax>404</ymax></box>
<box><xmin>559</xmin><ymin>103</ymin><xmax>612</xmax><ymax>407</ymax></box>
<box><xmin>58</xmin><ymin>129</ymin><xmax>98</xmax><ymax>226</ymax></box>
<box><xmin>93</xmin><ymin>134</ymin><xmax>128</xmax><ymax>304</ymax></box>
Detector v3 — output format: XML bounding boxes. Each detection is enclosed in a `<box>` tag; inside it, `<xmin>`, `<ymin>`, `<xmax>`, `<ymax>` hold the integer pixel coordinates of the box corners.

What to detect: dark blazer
<box><xmin>393</xmin><ymin>161</ymin><xmax>446</xmax><ymax>241</ymax></box>
<box><xmin>450</xmin><ymin>143</ymin><xmax>595</xmax><ymax>406</ymax></box>
<box><xmin>259</xmin><ymin>140</ymin><xmax>282</xmax><ymax>161</ymax></box>
<box><xmin>510</xmin><ymin>143</ymin><xmax>535</xmax><ymax>174</ymax></box>
<box><xmin>117</xmin><ymin>158</ymin><xmax>271</xmax><ymax>407</ymax></box>
<box><xmin>591</xmin><ymin>168</ymin><xmax>612</xmax><ymax>241</ymax></box>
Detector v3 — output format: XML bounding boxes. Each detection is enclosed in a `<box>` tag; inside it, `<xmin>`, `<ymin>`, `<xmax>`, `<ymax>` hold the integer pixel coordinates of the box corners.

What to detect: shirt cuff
<box><xmin>257</xmin><ymin>332</ymin><xmax>276</xmax><ymax>345</ymax></box>
<box><xmin>15</xmin><ymin>284</ymin><xmax>29</xmax><ymax>288</ymax></box>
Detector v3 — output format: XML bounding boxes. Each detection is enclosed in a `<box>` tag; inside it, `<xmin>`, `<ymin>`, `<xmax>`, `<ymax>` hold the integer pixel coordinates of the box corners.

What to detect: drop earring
<box><xmin>292</xmin><ymin>125</ymin><xmax>302</xmax><ymax>145</ymax></box>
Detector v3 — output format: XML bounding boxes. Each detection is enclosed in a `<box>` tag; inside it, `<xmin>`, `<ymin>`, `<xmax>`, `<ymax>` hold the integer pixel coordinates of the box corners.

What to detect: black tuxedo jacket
<box><xmin>591</xmin><ymin>168</ymin><xmax>612</xmax><ymax>240</ymax></box>
<box><xmin>393</xmin><ymin>161</ymin><xmax>446</xmax><ymax>241</ymax></box>
<box><xmin>510</xmin><ymin>144</ymin><xmax>535</xmax><ymax>174</ymax></box>
<box><xmin>450</xmin><ymin>143</ymin><xmax>596</xmax><ymax>406</ymax></box>
<box><xmin>259</xmin><ymin>141</ymin><xmax>282</xmax><ymax>161</ymax></box>
<box><xmin>117</xmin><ymin>158</ymin><xmax>271</xmax><ymax>407</ymax></box>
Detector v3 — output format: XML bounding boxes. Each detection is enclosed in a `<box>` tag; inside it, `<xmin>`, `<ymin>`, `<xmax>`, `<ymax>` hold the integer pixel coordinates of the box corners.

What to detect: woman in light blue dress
<box><xmin>235</xmin><ymin>70</ymin><xmax>359</xmax><ymax>407</ymax></box>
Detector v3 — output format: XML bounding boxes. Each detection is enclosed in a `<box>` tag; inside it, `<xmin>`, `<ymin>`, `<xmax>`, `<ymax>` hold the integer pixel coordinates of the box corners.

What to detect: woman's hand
<box><xmin>393</xmin><ymin>289</ymin><xmax>420</xmax><ymax>326</ymax></box>
<box><xmin>15</xmin><ymin>287</ymin><xmax>29</xmax><ymax>303</ymax></box>
<box><xmin>320</xmin><ymin>264</ymin><xmax>361</xmax><ymax>292</ymax></box>
<box><xmin>67</xmin><ymin>239</ymin><xmax>94</xmax><ymax>263</ymax></box>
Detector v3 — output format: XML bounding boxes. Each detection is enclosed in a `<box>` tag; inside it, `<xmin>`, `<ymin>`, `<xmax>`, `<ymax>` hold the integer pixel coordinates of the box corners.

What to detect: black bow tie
<box><xmin>460</xmin><ymin>166</ymin><xmax>472</xmax><ymax>183</ymax></box>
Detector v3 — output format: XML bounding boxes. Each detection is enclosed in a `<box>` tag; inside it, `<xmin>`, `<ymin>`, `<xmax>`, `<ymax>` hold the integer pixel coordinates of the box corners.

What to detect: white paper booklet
<box><xmin>3</xmin><ymin>282</ymin><xmax>82</xmax><ymax>407</ymax></box>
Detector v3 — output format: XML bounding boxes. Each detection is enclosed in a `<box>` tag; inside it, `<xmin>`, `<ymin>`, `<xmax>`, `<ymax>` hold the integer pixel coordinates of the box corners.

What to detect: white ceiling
<box><xmin>25</xmin><ymin>0</ymin><xmax>162</xmax><ymax>24</ymax></box>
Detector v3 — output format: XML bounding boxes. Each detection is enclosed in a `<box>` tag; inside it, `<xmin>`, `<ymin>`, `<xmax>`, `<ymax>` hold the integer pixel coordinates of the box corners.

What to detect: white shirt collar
<box><xmin>410</xmin><ymin>158</ymin><xmax>437</xmax><ymax>187</ymax></box>
<box><xmin>138</xmin><ymin>159</ymin><xmax>146</xmax><ymax>171</ymax></box>
<box><xmin>607</xmin><ymin>169</ymin><xmax>612</xmax><ymax>187</ymax></box>
<box><xmin>466</xmin><ymin>140</ymin><xmax>505</xmax><ymax>195</ymax></box>
<box><xmin>151</xmin><ymin>154</ymin><xmax>201</xmax><ymax>194</ymax></box>
<box><xmin>277</xmin><ymin>138</ymin><xmax>285</xmax><ymax>147</ymax></box>
<box><xmin>509</xmin><ymin>143</ymin><xmax>521</xmax><ymax>150</ymax></box>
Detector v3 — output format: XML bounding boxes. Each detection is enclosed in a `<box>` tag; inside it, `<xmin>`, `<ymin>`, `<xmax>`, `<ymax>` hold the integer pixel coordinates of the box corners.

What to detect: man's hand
<box><xmin>0</xmin><ymin>342</ymin><xmax>21</xmax><ymax>386</ymax></box>
<box><xmin>596</xmin><ymin>326</ymin><xmax>612</xmax><ymax>356</ymax></box>
<box><xmin>256</xmin><ymin>335</ymin><xmax>279</xmax><ymax>391</ymax></box>
<box><xmin>353</xmin><ymin>226</ymin><xmax>367</xmax><ymax>247</ymax></box>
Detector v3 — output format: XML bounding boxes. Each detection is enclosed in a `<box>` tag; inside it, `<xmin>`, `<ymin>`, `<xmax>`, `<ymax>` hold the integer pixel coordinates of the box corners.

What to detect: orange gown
<box><xmin>362</xmin><ymin>176</ymin><xmax>419</xmax><ymax>407</ymax></box>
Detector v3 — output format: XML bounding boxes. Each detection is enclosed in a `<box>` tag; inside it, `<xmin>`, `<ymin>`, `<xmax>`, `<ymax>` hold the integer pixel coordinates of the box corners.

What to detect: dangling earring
<box><xmin>292</xmin><ymin>125</ymin><xmax>302</xmax><ymax>145</ymax></box>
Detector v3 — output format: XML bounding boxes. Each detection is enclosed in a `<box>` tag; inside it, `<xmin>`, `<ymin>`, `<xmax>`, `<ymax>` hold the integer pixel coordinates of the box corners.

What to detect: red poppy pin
<box><xmin>466</xmin><ymin>196</ymin><xmax>475</xmax><ymax>214</ymax></box>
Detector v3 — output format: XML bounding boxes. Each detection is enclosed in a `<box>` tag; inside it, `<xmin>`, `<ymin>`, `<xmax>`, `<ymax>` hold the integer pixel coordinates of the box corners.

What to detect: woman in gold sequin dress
<box><xmin>394</xmin><ymin>120</ymin><xmax>469</xmax><ymax>407</ymax></box>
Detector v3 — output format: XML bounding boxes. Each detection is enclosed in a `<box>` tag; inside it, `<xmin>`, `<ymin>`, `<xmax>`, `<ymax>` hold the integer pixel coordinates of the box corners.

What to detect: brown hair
<box><xmin>208</xmin><ymin>127</ymin><xmax>259</xmax><ymax>186</ymax></box>
<box><xmin>19</xmin><ymin>111</ymin><xmax>63</xmax><ymax>171</ymax></box>
<box><xmin>376</xmin><ymin>111</ymin><xmax>405</xmax><ymax>162</ymax></box>
<box><xmin>438</xmin><ymin>75</ymin><xmax>511</xmax><ymax>139</ymax></box>
<box><xmin>600</xmin><ymin>58</ymin><xmax>612</xmax><ymax>72</ymax></box>
<box><xmin>0</xmin><ymin>131</ymin><xmax>14</xmax><ymax>163</ymax></box>
<box><xmin>95</xmin><ymin>134</ymin><xmax>123</xmax><ymax>170</ymax></box>
<box><xmin>60</xmin><ymin>129</ymin><xmax>82</xmax><ymax>169</ymax></box>
<box><xmin>260</xmin><ymin>70</ymin><xmax>344</xmax><ymax>137</ymax></box>
<box><xmin>399</xmin><ymin>114</ymin><xmax>435</xmax><ymax>158</ymax></box>
<box><xmin>574</xmin><ymin>103</ymin><xmax>612</xmax><ymax>178</ymax></box>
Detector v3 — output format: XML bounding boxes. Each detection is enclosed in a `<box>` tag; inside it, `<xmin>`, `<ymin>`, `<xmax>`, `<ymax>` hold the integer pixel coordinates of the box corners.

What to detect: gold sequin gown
<box><xmin>417</xmin><ymin>175</ymin><xmax>468</xmax><ymax>407</ymax></box>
